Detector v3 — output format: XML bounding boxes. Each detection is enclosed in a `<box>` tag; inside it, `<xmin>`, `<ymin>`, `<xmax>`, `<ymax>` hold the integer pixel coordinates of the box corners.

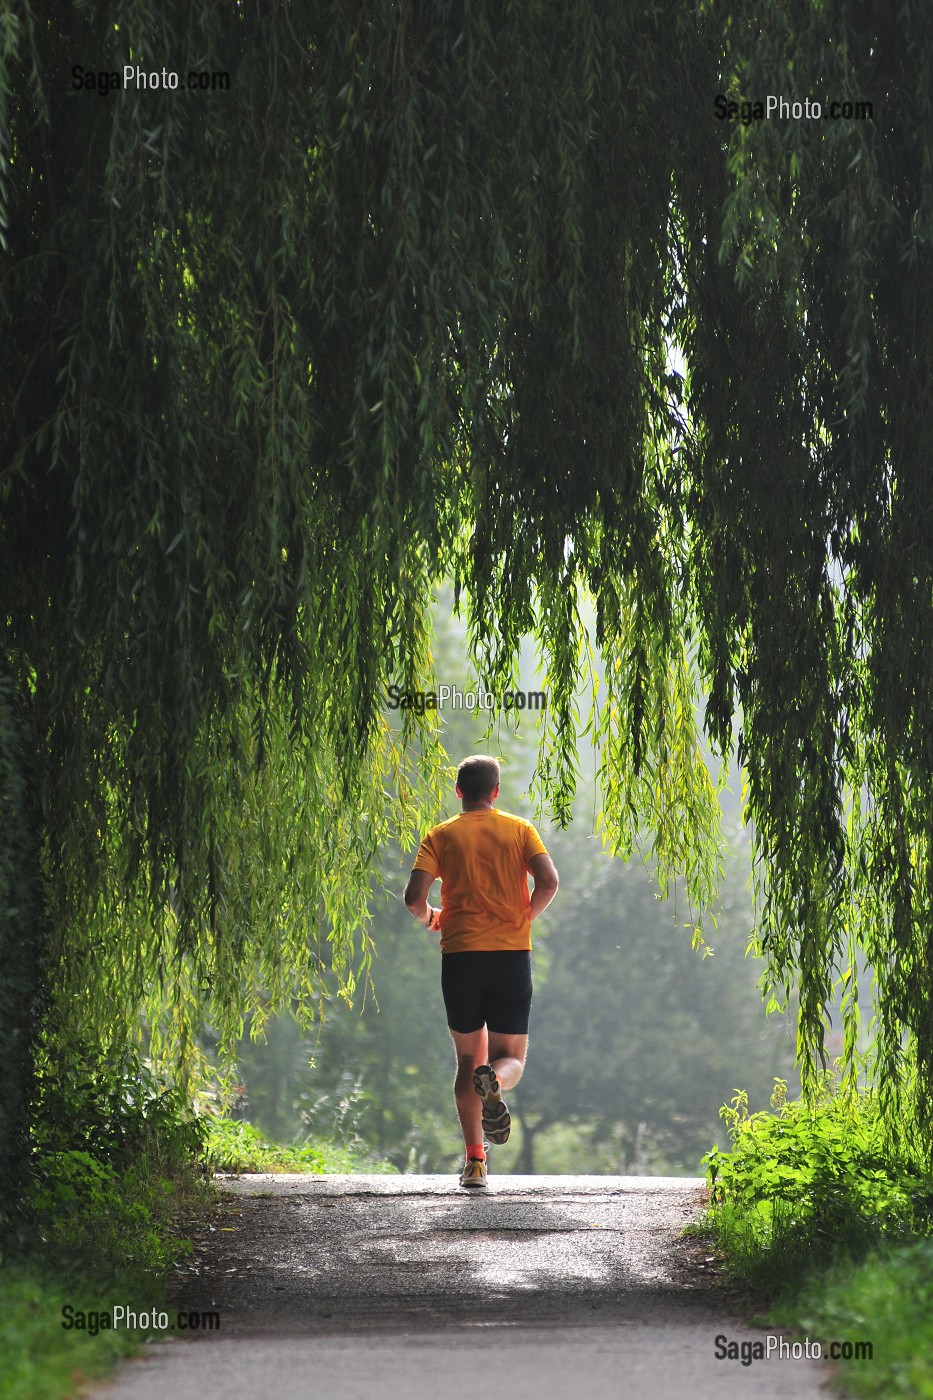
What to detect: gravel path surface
<box><xmin>94</xmin><ymin>1174</ymin><xmax>837</xmax><ymax>1399</ymax></box>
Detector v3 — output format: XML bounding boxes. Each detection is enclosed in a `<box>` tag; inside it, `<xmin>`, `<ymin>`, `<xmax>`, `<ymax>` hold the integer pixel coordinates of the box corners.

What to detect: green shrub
<box><xmin>0</xmin><ymin>1269</ymin><xmax>145</xmax><ymax>1400</ymax></box>
<box><xmin>11</xmin><ymin>1045</ymin><xmax>210</xmax><ymax>1280</ymax></box>
<box><xmin>203</xmin><ymin>1117</ymin><xmax>329</xmax><ymax>1173</ymax></box>
<box><xmin>0</xmin><ymin>1052</ymin><xmax>214</xmax><ymax>1400</ymax></box>
<box><xmin>708</xmin><ymin>1081</ymin><xmax>933</xmax><ymax>1236</ymax></box>
<box><xmin>28</xmin><ymin>1148</ymin><xmax>193</xmax><ymax>1278</ymax></box>
<box><xmin>203</xmin><ymin>1115</ymin><xmax>397</xmax><ymax>1174</ymax></box>
<box><xmin>31</xmin><ymin>1041</ymin><xmax>205</xmax><ymax>1171</ymax></box>
<box><xmin>700</xmin><ymin>1082</ymin><xmax>933</xmax><ymax>1396</ymax></box>
<box><xmin>703</xmin><ymin>1081</ymin><xmax>933</xmax><ymax>1299</ymax></box>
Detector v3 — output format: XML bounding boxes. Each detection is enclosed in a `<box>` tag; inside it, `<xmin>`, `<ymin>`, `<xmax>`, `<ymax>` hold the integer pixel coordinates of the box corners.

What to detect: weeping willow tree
<box><xmin>1</xmin><ymin>0</ymin><xmax>932</xmax><ymax>1213</ymax></box>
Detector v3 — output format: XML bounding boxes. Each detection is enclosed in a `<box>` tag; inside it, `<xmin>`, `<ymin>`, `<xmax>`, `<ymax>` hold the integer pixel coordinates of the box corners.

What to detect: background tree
<box><xmin>2</xmin><ymin>0</ymin><xmax>932</xmax><ymax>1224</ymax></box>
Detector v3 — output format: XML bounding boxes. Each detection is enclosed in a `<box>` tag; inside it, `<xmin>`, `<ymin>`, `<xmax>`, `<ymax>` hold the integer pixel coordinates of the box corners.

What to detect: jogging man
<box><xmin>403</xmin><ymin>755</ymin><xmax>559</xmax><ymax>1189</ymax></box>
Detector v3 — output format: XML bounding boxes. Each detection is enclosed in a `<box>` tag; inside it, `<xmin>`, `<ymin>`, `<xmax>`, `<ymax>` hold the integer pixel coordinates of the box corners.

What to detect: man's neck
<box><xmin>460</xmin><ymin>799</ymin><xmax>496</xmax><ymax>813</ymax></box>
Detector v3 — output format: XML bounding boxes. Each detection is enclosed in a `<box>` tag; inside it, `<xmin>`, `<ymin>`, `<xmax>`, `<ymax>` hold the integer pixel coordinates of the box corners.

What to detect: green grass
<box><xmin>0</xmin><ymin>1268</ymin><xmax>154</xmax><ymax>1400</ymax></box>
<box><xmin>202</xmin><ymin>1114</ymin><xmax>398</xmax><ymax>1174</ymax></box>
<box><xmin>768</xmin><ymin>1241</ymin><xmax>933</xmax><ymax>1397</ymax></box>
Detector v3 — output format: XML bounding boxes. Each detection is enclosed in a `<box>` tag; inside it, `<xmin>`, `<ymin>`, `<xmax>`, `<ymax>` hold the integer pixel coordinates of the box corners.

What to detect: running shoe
<box><xmin>473</xmin><ymin>1064</ymin><xmax>511</xmax><ymax>1144</ymax></box>
<box><xmin>460</xmin><ymin>1157</ymin><xmax>487</xmax><ymax>1189</ymax></box>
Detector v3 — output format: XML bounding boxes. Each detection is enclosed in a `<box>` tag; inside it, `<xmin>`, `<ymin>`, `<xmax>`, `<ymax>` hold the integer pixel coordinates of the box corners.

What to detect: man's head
<box><xmin>455</xmin><ymin>755</ymin><xmax>501</xmax><ymax>805</ymax></box>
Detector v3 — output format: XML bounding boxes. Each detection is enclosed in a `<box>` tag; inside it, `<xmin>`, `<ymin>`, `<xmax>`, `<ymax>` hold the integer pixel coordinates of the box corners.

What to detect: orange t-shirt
<box><xmin>412</xmin><ymin>808</ymin><xmax>549</xmax><ymax>953</ymax></box>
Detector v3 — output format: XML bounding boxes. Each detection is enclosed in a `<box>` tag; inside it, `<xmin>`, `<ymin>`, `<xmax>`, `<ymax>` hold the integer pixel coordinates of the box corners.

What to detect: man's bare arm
<box><xmin>404</xmin><ymin>869</ymin><xmax>440</xmax><ymax>929</ymax></box>
<box><xmin>527</xmin><ymin>852</ymin><xmax>559</xmax><ymax>921</ymax></box>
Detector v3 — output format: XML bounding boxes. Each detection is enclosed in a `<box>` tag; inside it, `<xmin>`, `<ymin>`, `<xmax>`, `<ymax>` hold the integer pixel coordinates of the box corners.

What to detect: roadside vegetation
<box><xmin>0</xmin><ymin>1046</ymin><xmax>391</xmax><ymax>1400</ymax></box>
<box><xmin>701</xmin><ymin>1079</ymin><xmax>933</xmax><ymax>1398</ymax></box>
<box><xmin>204</xmin><ymin>1115</ymin><xmax>396</xmax><ymax>1175</ymax></box>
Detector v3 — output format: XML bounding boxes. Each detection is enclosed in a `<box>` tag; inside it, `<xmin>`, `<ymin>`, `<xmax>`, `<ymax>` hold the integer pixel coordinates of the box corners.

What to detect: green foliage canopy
<box><xmin>2</xmin><ymin>0</ymin><xmax>933</xmax><ymax>1185</ymax></box>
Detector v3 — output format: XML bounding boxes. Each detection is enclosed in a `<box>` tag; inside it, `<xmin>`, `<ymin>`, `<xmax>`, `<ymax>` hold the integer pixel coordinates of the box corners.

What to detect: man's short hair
<box><xmin>456</xmin><ymin>755</ymin><xmax>501</xmax><ymax>801</ymax></box>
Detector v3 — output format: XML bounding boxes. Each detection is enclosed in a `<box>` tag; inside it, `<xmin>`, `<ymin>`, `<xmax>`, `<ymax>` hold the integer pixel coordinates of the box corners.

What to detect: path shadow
<box><xmin>167</xmin><ymin>1178</ymin><xmax>720</xmax><ymax>1336</ymax></box>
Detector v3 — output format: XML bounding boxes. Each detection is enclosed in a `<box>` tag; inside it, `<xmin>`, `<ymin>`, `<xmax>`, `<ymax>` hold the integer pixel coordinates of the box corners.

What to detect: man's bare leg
<box><xmin>487</xmin><ymin>1031</ymin><xmax>529</xmax><ymax>1093</ymax></box>
<box><xmin>449</xmin><ymin>1026</ymin><xmax>488</xmax><ymax>1148</ymax></box>
<box><xmin>474</xmin><ymin>1030</ymin><xmax>529</xmax><ymax>1144</ymax></box>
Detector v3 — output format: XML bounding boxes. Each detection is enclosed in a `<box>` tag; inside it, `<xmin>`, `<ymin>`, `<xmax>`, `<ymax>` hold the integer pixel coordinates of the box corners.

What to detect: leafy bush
<box><xmin>0</xmin><ymin>1048</ymin><xmax>219</xmax><ymax>1397</ymax></box>
<box><xmin>708</xmin><ymin>1081</ymin><xmax>933</xmax><ymax>1238</ymax></box>
<box><xmin>29</xmin><ymin>1149</ymin><xmax>191</xmax><ymax>1277</ymax></box>
<box><xmin>15</xmin><ymin>1044</ymin><xmax>209</xmax><ymax>1279</ymax></box>
<box><xmin>203</xmin><ymin>1118</ymin><xmax>329</xmax><ymax>1173</ymax></box>
<box><xmin>703</xmin><ymin>1080</ymin><xmax>933</xmax><ymax>1299</ymax></box>
<box><xmin>31</xmin><ymin>1041</ymin><xmax>204</xmax><ymax>1170</ymax></box>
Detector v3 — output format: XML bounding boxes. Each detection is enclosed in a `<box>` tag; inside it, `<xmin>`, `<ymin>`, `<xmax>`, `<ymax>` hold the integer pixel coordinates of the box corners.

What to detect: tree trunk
<box><xmin>0</xmin><ymin>674</ymin><xmax>47</xmax><ymax>1245</ymax></box>
<box><xmin>513</xmin><ymin>1106</ymin><xmax>541</xmax><ymax>1174</ymax></box>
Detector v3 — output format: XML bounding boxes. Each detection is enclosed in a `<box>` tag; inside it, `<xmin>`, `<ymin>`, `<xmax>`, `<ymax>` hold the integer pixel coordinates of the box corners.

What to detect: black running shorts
<box><xmin>441</xmin><ymin>950</ymin><xmax>533</xmax><ymax>1035</ymax></box>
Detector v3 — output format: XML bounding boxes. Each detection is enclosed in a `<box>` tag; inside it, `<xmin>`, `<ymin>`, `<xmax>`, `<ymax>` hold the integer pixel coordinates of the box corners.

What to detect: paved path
<box><xmin>96</xmin><ymin>1174</ymin><xmax>836</xmax><ymax>1399</ymax></box>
